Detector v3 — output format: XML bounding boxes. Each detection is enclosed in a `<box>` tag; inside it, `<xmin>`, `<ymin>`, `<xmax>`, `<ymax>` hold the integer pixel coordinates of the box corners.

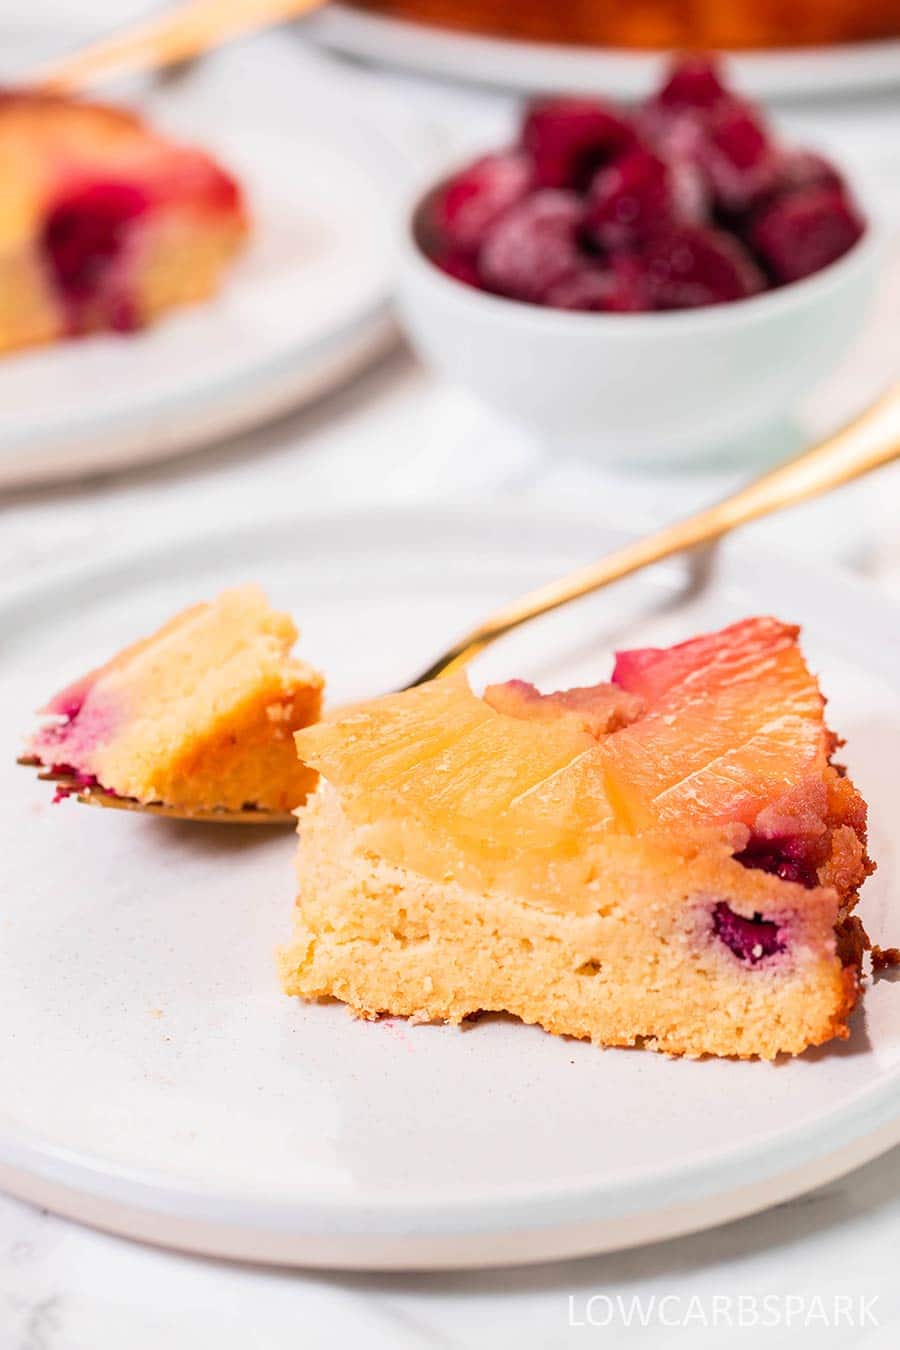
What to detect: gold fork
<box><xmin>19</xmin><ymin>383</ymin><xmax>900</xmax><ymax>825</ymax></box>
<box><xmin>15</xmin><ymin>761</ymin><xmax>297</xmax><ymax>825</ymax></box>
<box><xmin>413</xmin><ymin>383</ymin><xmax>900</xmax><ymax>684</ymax></box>
<box><xmin>29</xmin><ymin>0</ymin><xmax>327</xmax><ymax>92</ymax></box>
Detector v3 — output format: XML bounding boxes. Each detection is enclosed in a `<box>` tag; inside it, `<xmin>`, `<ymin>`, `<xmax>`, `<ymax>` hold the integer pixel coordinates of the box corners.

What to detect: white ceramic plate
<box><xmin>0</xmin><ymin>127</ymin><xmax>397</xmax><ymax>490</ymax></box>
<box><xmin>314</xmin><ymin>7</ymin><xmax>900</xmax><ymax>100</ymax></box>
<box><xmin>1</xmin><ymin>508</ymin><xmax>899</xmax><ymax>1270</ymax></box>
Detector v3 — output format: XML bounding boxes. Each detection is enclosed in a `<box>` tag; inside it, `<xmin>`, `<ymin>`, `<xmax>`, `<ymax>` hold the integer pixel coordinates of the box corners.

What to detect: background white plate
<box><xmin>0</xmin><ymin>128</ymin><xmax>395</xmax><ymax>491</ymax></box>
<box><xmin>314</xmin><ymin>7</ymin><xmax>900</xmax><ymax>100</ymax></box>
<box><xmin>0</xmin><ymin>24</ymin><xmax>429</xmax><ymax>494</ymax></box>
<box><xmin>1</xmin><ymin>508</ymin><xmax>899</xmax><ymax>1270</ymax></box>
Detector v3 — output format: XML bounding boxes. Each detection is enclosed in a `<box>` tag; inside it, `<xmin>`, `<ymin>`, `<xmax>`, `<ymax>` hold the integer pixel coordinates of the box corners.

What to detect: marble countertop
<box><xmin>3</xmin><ymin>1147</ymin><xmax>900</xmax><ymax>1348</ymax></box>
<box><xmin>2</xmin><ymin>23</ymin><xmax>900</xmax><ymax>1349</ymax></box>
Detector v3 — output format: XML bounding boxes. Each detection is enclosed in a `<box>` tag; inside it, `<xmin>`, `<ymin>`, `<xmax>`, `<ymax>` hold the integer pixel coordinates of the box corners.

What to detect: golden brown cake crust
<box><xmin>345</xmin><ymin>0</ymin><xmax>900</xmax><ymax>51</ymax></box>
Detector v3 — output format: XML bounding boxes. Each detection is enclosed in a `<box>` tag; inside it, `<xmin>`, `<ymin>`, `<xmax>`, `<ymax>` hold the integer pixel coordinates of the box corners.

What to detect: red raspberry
<box><xmin>585</xmin><ymin>148</ymin><xmax>673</xmax><ymax>249</ymax></box>
<box><xmin>522</xmin><ymin>97</ymin><xmax>635</xmax><ymax>189</ymax></box>
<box><xmin>43</xmin><ymin>181</ymin><xmax>149</xmax><ymax>300</ymax></box>
<box><xmin>544</xmin><ymin>256</ymin><xmax>646</xmax><ymax>312</ymax></box>
<box><xmin>657</xmin><ymin>56</ymin><xmax>729</xmax><ymax>110</ymax></box>
<box><xmin>637</xmin><ymin>57</ymin><xmax>730</xmax><ymax>161</ymax></box>
<box><xmin>428</xmin><ymin>152</ymin><xmax>532</xmax><ymax>252</ymax></box>
<box><xmin>669</xmin><ymin>154</ymin><xmax>711</xmax><ymax>224</ymax></box>
<box><xmin>432</xmin><ymin>247</ymin><xmax>481</xmax><ymax>288</ymax></box>
<box><xmin>699</xmin><ymin>100</ymin><xmax>779</xmax><ymax>212</ymax></box>
<box><xmin>713</xmin><ymin>902</ymin><xmax>785</xmax><ymax>964</ymax></box>
<box><xmin>749</xmin><ymin>186</ymin><xmax>864</xmax><ymax>283</ymax></box>
<box><xmin>772</xmin><ymin>148</ymin><xmax>845</xmax><ymax>197</ymax></box>
<box><xmin>479</xmin><ymin>190</ymin><xmax>585</xmax><ymax>304</ymax></box>
<box><xmin>637</xmin><ymin>224</ymin><xmax>765</xmax><ymax>309</ymax></box>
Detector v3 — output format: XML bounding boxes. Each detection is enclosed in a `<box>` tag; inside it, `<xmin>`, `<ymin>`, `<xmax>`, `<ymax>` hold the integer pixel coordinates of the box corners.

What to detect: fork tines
<box><xmin>17</xmin><ymin>754</ymin><xmax>294</xmax><ymax>824</ymax></box>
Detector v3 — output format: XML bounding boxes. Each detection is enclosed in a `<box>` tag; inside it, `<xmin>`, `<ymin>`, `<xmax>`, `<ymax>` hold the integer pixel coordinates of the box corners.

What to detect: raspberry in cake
<box><xmin>281</xmin><ymin>618</ymin><xmax>873</xmax><ymax>1059</ymax></box>
<box><xmin>0</xmin><ymin>90</ymin><xmax>247</xmax><ymax>355</ymax></box>
<box><xmin>25</xmin><ymin>587</ymin><xmax>323</xmax><ymax>815</ymax></box>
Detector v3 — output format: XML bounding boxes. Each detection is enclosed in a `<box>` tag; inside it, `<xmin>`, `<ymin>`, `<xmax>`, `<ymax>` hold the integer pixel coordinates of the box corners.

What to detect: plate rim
<box><xmin>3</xmin><ymin>504</ymin><xmax>900</xmax><ymax>1254</ymax></box>
<box><xmin>313</xmin><ymin>7</ymin><xmax>900</xmax><ymax>100</ymax></box>
<box><xmin>0</xmin><ymin>306</ymin><xmax>396</xmax><ymax>490</ymax></box>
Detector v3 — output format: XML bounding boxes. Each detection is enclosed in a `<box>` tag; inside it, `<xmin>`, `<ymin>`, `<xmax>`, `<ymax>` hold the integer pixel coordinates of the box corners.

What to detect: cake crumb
<box><xmin>872</xmin><ymin>945</ymin><xmax>900</xmax><ymax>972</ymax></box>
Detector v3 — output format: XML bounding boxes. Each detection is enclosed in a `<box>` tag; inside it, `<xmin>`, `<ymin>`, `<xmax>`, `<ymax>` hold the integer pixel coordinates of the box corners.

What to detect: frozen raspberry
<box><xmin>668</xmin><ymin>155</ymin><xmax>711</xmax><ymax>225</ymax></box>
<box><xmin>43</xmin><ymin>181</ymin><xmax>149</xmax><ymax>302</ymax></box>
<box><xmin>727</xmin><ymin>151</ymin><xmax>847</xmax><ymax>243</ymax></box>
<box><xmin>774</xmin><ymin>149</ymin><xmax>845</xmax><ymax>197</ymax></box>
<box><xmin>657</xmin><ymin>57</ymin><xmax>729</xmax><ymax>110</ymax></box>
<box><xmin>479</xmin><ymin>190</ymin><xmax>585</xmax><ymax>304</ymax></box>
<box><xmin>585</xmin><ymin>148</ymin><xmax>673</xmax><ymax>249</ymax></box>
<box><xmin>637</xmin><ymin>224</ymin><xmax>765</xmax><ymax>308</ymax></box>
<box><xmin>637</xmin><ymin>58</ymin><xmax>730</xmax><ymax>161</ymax></box>
<box><xmin>432</xmin><ymin>247</ymin><xmax>482</xmax><ymax>288</ymax></box>
<box><xmin>699</xmin><ymin>100</ymin><xmax>779</xmax><ymax>212</ymax></box>
<box><xmin>636</xmin><ymin>226</ymin><xmax>766</xmax><ymax>310</ymax></box>
<box><xmin>422</xmin><ymin>57</ymin><xmax>863</xmax><ymax>314</ymax></box>
<box><xmin>428</xmin><ymin>152</ymin><xmax>532</xmax><ymax>253</ymax></box>
<box><xmin>522</xmin><ymin>97</ymin><xmax>635</xmax><ymax>190</ymax></box>
<box><xmin>713</xmin><ymin>902</ymin><xmax>784</xmax><ymax>964</ymax></box>
<box><xmin>749</xmin><ymin>186</ymin><xmax>864</xmax><ymax>284</ymax></box>
<box><xmin>544</xmin><ymin>257</ymin><xmax>646</xmax><ymax>312</ymax></box>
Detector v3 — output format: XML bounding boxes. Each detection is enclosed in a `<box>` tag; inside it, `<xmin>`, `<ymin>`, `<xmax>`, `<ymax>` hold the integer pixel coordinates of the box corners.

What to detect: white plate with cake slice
<box><xmin>0</xmin><ymin>30</ymin><xmax>436</xmax><ymax>492</ymax></box>
<box><xmin>1</xmin><ymin>507</ymin><xmax>899</xmax><ymax>1269</ymax></box>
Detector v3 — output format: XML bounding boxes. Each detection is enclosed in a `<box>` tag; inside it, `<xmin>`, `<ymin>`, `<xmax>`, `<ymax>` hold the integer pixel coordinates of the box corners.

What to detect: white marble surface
<box><xmin>2</xmin><ymin>22</ymin><xmax>900</xmax><ymax>1348</ymax></box>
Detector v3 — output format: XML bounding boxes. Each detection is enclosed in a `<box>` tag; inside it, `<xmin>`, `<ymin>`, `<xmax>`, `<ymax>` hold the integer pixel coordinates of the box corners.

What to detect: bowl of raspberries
<box><xmin>399</xmin><ymin>57</ymin><xmax>880</xmax><ymax>460</ymax></box>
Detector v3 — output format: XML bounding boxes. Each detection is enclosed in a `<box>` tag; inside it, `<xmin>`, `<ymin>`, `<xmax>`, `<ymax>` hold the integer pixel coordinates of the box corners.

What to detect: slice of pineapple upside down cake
<box><xmin>281</xmin><ymin>618</ymin><xmax>874</xmax><ymax>1059</ymax></box>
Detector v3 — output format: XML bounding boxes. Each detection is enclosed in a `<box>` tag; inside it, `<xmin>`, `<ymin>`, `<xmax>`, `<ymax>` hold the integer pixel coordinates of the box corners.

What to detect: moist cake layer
<box><xmin>280</xmin><ymin>784</ymin><xmax>859</xmax><ymax>1060</ymax></box>
<box><xmin>28</xmin><ymin>586</ymin><xmax>323</xmax><ymax>813</ymax></box>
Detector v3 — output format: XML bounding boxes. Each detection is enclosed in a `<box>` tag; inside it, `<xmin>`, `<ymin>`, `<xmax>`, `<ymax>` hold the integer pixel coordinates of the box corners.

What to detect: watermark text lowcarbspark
<box><xmin>567</xmin><ymin>1293</ymin><xmax>879</xmax><ymax>1330</ymax></box>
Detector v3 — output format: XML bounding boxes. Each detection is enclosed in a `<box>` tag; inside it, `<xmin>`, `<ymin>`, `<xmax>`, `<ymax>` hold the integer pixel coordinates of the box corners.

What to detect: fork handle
<box><xmin>411</xmin><ymin>383</ymin><xmax>900</xmax><ymax>685</ymax></box>
<box><xmin>29</xmin><ymin>0</ymin><xmax>326</xmax><ymax>92</ymax></box>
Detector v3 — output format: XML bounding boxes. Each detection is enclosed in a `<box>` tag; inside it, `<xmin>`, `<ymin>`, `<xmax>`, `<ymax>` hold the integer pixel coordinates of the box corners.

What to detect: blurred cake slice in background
<box><xmin>24</xmin><ymin>587</ymin><xmax>323</xmax><ymax>815</ymax></box>
<box><xmin>0</xmin><ymin>91</ymin><xmax>248</xmax><ymax>355</ymax></box>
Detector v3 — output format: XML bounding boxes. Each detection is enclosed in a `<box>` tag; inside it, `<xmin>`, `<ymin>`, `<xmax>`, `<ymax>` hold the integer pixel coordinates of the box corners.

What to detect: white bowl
<box><xmin>397</xmin><ymin>185</ymin><xmax>882</xmax><ymax>462</ymax></box>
